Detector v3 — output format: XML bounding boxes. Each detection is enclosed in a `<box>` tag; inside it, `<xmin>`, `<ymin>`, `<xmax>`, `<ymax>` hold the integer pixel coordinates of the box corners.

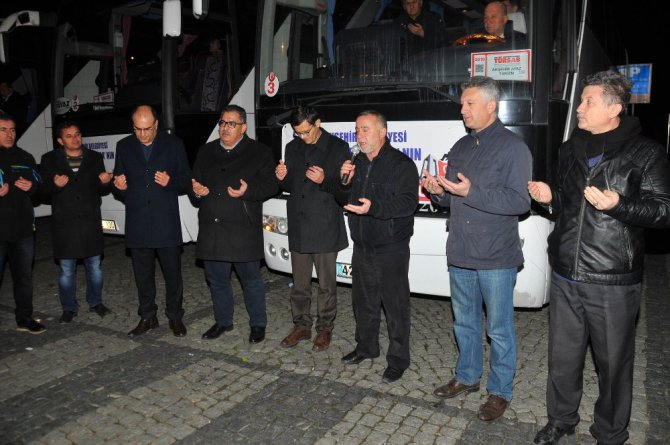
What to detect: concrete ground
<box><xmin>1</xmin><ymin>217</ymin><xmax>668</xmax><ymax>445</ymax></box>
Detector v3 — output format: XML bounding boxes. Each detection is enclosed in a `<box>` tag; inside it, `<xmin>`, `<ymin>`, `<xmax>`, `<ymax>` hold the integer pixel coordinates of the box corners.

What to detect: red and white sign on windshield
<box><xmin>471</xmin><ymin>49</ymin><xmax>531</xmax><ymax>81</ymax></box>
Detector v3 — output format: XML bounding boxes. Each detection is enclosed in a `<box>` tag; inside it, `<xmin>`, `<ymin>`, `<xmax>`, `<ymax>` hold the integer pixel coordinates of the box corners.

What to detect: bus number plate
<box><xmin>336</xmin><ymin>262</ymin><xmax>352</xmax><ymax>279</ymax></box>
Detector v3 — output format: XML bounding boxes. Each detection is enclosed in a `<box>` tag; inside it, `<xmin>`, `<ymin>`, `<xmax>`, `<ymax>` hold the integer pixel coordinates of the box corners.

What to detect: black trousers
<box><xmin>351</xmin><ymin>245</ymin><xmax>411</xmax><ymax>370</ymax></box>
<box><xmin>130</xmin><ymin>246</ymin><xmax>185</xmax><ymax>321</ymax></box>
<box><xmin>289</xmin><ymin>251</ymin><xmax>338</xmax><ymax>333</ymax></box>
<box><xmin>0</xmin><ymin>235</ymin><xmax>35</xmax><ymax>324</ymax></box>
<box><xmin>546</xmin><ymin>272</ymin><xmax>641</xmax><ymax>445</ymax></box>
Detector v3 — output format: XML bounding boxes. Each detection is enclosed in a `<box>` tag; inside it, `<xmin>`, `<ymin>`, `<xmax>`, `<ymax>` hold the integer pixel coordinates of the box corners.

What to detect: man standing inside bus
<box><xmin>0</xmin><ymin>110</ymin><xmax>45</xmax><ymax>334</ymax></box>
<box><xmin>113</xmin><ymin>105</ymin><xmax>190</xmax><ymax>337</ymax></box>
<box><xmin>421</xmin><ymin>76</ymin><xmax>532</xmax><ymax>421</ymax></box>
<box><xmin>191</xmin><ymin>104</ymin><xmax>277</xmax><ymax>344</ymax></box>
<box><xmin>40</xmin><ymin>120</ymin><xmax>113</xmax><ymax>323</ymax></box>
<box><xmin>275</xmin><ymin>106</ymin><xmax>350</xmax><ymax>352</ymax></box>
<box><xmin>529</xmin><ymin>71</ymin><xmax>670</xmax><ymax>445</ymax></box>
<box><xmin>338</xmin><ymin>110</ymin><xmax>419</xmax><ymax>383</ymax></box>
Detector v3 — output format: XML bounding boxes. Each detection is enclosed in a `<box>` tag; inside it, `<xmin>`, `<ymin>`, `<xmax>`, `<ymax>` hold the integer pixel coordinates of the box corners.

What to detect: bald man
<box><xmin>113</xmin><ymin>105</ymin><xmax>191</xmax><ymax>338</ymax></box>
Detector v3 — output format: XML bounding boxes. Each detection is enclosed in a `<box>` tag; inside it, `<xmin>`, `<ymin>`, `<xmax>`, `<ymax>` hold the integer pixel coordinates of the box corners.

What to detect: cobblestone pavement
<box><xmin>1</xmin><ymin>218</ymin><xmax>668</xmax><ymax>445</ymax></box>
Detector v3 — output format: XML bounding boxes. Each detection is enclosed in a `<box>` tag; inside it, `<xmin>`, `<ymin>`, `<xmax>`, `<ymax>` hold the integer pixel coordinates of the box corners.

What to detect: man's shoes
<box><xmin>202</xmin><ymin>324</ymin><xmax>233</xmax><ymax>339</ymax></box>
<box><xmin>312</xmin><ymin>331</ymin><xmax>332</xmax><ymax>352</ymax></box>
<box><xmin>249</xmin><ymin>326</ymin><xmax>265</xmax><ymax>343</ymax></box>
<box><xmin>90</xmin><ymin>303</ymin><xmax>111</xmax><ymax>317</ymax></box>
<box><xmin>433</xmin><ymin>378</ymin><xmax>480</xmax><ymax>399</ymax></box>
<box><xmin>59</xmin><ymin>311</ymin><xmax>77</xmax><ymax>323</ymax></box>
<box><xmin>382</xmin><ymin>367</ymin><xmax>404</xmax><ymax>383</ymax></box>
<box><xmin>280</xmin><ymin>327</ymin><xmax>311</xmax><ymax>348</ymax></box>
<box><xmin>341</xmin><ymin>350</ymin><xmax>370</xmax><ymax>365</ymax></box>
<box><xmin>16</xmin><ymin>319</ymin><xmax>46</xmax><ymax>334</ymax></box>
<box><xmin>478</xmin><ymin>395</ymin><xmax>509</xmax><ymax>422</ymax></box>
<box><xmin>127</xmin><ymin>317</ymin><xmax>159</xmax><ymax>336</ymax></box>
<box><xmin>168</xmin><ymin>319</ymin><xmax>187</xmax><ymax>337</ymax></box>
<box><xmin>533</xmin><ymin>422</ymin><xmax>576</xmax><ymax>444</ymax></box>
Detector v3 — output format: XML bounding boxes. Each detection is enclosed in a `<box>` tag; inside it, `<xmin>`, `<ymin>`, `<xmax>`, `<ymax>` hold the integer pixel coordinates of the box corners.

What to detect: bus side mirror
<box><xmin>193</xmin><ymin>0</ymin><xmax>210</xmax><ymax>20</ymax></box>
<box><xmin>0</xmin><ymin>10</ymin><xmax>43</xmax><ymax>64</ymax></box>
<box><xmin>163</xmin><ymin>0</ymin><xmax>182</xmax><ymax>37</ymax></box>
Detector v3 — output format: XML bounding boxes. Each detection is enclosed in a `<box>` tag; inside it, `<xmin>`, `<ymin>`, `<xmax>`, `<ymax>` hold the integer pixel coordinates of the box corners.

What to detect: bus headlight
<box><xmin>263</xmin><ymin>214</ymin><xmax>288</xmax><ymax>235</ymax></box>
<box><xmin>280</xmin><ymin>248</ymin><xmax>290</xmax><ymax>261</ymax></box>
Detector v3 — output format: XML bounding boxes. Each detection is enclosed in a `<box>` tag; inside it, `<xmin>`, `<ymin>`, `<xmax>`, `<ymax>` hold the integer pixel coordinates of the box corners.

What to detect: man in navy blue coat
<box><xmin>113</xmin><ymin>105</ymin><xmax>191</xmax><ymax>337</ymax></box>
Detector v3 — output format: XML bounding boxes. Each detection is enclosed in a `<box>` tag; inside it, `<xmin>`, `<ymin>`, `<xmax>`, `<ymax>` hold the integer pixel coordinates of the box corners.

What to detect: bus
<box><xmin>1</xmin><ymin>0</ymin><xmax>625</xmax><ymax>308</ymax></box>
<box><xmin>255</xmin><ymin>0</ymin><xmax>626</xmax><ymax>308</ymax></box>
<box><xmin>0</xmin><ymin>0</ymin><xmax>250</xmax><ymax>238</ymax></box>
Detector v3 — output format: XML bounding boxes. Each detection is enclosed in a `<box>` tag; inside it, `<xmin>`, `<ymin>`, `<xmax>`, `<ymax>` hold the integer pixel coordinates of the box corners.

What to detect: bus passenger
<box><xmin>482</xmin><ymin>1</ymin><xmax>525</xmax><ymax>42</ymax></box>
<box><xmin>40</xmin><ymin>121</ymin><xmax>113</xmax><ymax>323</ymax></box>
<box><xmin>421</xmin><ymin>76</ymin><xmax>532</xmax><ymax>421</ymax></box>
<box><xmin>275</xmin><ymin>106</ymin><xmax>350</xmax><ymax>352</ymax></box>
<box><xmin>113</xmin><ymin>105</ymin><xmax>191</xmax><ymax>338</ymax></box>
<box><xmin>395</xmin><ymin>0</ymin><xmax>447</xmax><ymax>51</ymax></box>
<box><xmin>191</xmin><ymin>105</ymin><xmax>278</xmax><ymax>344</ymax></box>
<box><xmin>0</xmin><ymin>111</ymin><xmax>45</xmax><ymax>334</ymax></box>
<box><xmin>337</xmin><ymin>110</ymin><xmax>419</xmax><ymax>383</ymax></box>
<box><xmin>529</xmin><ymin>70</ymin><xmax>670</xmax><ymax>445</ymax></box>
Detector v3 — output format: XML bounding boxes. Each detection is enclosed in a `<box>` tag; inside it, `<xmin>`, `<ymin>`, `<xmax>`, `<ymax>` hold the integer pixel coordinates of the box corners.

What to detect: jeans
<box><xmin>203</xmin><ymin>260</ymin><xmax>267</xmax><ymax>328</ymax></box>
<box><xmin>58</xmin><ymin>255</ymin><xmax>103</xmax><ymax>312</ymax></box>
<box><xmin>0</xmin><ymin>235</ymin><xmax>35</xmax><ymax>324</ymax></box>
<box><xmin>449</xmin><ymin>266</ymin><xmax>517</xmax><ymax>401</ymax></box>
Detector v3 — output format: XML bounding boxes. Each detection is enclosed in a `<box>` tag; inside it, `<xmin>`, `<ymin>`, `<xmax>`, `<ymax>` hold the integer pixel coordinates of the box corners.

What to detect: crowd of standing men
<box><xmin>1</xmin><ymin>70</ymin><xmax>669</xmax><ymax>445</ymax></box>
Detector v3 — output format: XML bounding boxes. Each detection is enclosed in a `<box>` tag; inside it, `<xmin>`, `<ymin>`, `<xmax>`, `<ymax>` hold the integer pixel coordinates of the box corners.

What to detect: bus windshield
<box><xmin>258</xmin><ymin>0</ymin><xmax>536</xmax><ymax>101</ymax></box>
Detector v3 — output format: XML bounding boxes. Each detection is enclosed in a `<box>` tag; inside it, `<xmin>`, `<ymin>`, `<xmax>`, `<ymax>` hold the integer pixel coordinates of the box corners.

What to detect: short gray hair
<box><xmin>460</xmin><ymin>76</ymin><xmax>501</xmax><ymax>105</ymax></box>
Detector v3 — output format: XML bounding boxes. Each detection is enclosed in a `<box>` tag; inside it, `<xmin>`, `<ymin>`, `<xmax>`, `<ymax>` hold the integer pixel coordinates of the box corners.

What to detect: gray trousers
<box><xmin>289</xmin><ymin>251</ymin><xmax>338</xmax><ymax>333</ymax></box>
<box><xmin>547</xmin><ymin>272</ymin><xmax>641</xmax><ymax>445</ymax></box>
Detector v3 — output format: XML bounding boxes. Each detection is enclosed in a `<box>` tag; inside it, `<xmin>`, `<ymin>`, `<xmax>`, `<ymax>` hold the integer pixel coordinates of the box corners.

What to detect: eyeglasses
<box><xmin>133</xmin><ymin>124</ymin><xmax>156</xmax><ymax>134</ymax></box>
<box><xmin>293</xmin><ymin>125</ymin><xmax>314</xmax><ymax>138</ymax></box>
<box><xmin>219</xmin><ymin>120</ymin><xmax>245</xmax><ymax>129</ymax></box>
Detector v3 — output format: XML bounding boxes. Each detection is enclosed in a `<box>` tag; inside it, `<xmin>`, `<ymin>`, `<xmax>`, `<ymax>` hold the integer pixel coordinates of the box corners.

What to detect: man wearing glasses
<box><xmin>191</xmin><ymin>104</ymin><xmax>278</xmax><ymax>344</ymax></box>
<box><xmin>275</xmin><ymin>106</ymin><xmax>350</xmax><ymax>352</ymax></box>
<box><xmin>113</xmin><ymin>105</ymin><xmax>191</xmax><ymax>337</ymax></box>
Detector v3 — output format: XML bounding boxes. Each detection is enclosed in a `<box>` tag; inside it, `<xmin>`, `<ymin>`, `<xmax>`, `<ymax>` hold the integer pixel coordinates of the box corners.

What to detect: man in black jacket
<box><xmin>395</xmin><ymin>0</ymin><xmax>447</xmax><ymax>51</ymax></box>
<box><xmin>40</xmin><ymin>121</ymin><xmax>112</xmax><ymax>323</ymax></box>
<box><xmin>529</xmin><ymin>70</ymin><xmax>670</xmax><ymax>445</ymax></box>
<box><xmin>0</xmin><ymin>111</ymin><xmax>44</xmax><ymax>333</ymax></box>
<box><xmin>276</xmin><ymin>106</ymin><xmax>350</xmax><ymax>352</ymax></box>
<box><xmin>113</xmin><ymin>105</ymin><xmax>191</xmax><ymax>338</ymax></box>
<box><xmin>191</xmin><ymin>104</ymin><xmax>278</xmax><ymax>344</ymax></box>
<box><xmin>337</xmin><ymin>110</ymin><xmax>419</xmax><ymax>383</ymax></box>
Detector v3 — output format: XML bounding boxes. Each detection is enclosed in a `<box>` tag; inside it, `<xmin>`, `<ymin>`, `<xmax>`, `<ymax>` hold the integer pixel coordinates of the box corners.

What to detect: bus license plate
<box><xmin>101</xmin><ymin>219</ymin><xmax>117</xmax><ymax>232</ymax></box>
<box><xmin>336</xmin><ymin>262</ymin><xmax>352</xmax><ymax>279</ymax></box>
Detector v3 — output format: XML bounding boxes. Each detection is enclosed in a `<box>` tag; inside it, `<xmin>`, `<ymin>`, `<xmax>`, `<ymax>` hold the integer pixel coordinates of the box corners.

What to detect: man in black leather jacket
<box><xmin>529</xmin><ymin>70</ymin><xmax>670</xmax><ymax>445</ymax></box>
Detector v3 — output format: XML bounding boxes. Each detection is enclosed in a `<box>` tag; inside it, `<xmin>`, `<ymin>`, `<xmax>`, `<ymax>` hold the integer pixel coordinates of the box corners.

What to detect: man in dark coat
<box><xmin>395</xmin><ymin>0</ymin><xmax>447</xmax><ymax>51</ymax></box>
<box><xmin>113</xmin><ymin>105</ymin><xmax>191</xmax><ymax>337</ymax></box>
<box><xmin>529</xmin><ymin>71</ymin><xmax>670</xmax><ymax>445</ymax></box>
<box><xmin>191</xmin><ymin>104</ymin><xmax>278</xmax><ymax>344</ymax></box>
<box><xmin>337</xmin><ymin>110</ymin><xmax>419</xmax><ymax>384</ymax></box>
<box><xmin>0</xmin><ymin>110</ymin><xmax>45</xmax><ymax>334</ymax></box>
<box><xmin>40</xmin><ymin>121</ymin><xmax>113</xmax><ymax>323</ymax></box>
<box><xmin>275</xmin><ymin>106</ymin><xmax>349</xmax><ymax>352</ymax></box>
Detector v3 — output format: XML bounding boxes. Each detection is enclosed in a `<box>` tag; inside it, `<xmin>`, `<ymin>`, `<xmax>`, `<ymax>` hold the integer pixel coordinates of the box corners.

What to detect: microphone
<box><xmin>341</xmin><ymin>144</ymin><xmax>361</xmax><ymax>185</ymax></box>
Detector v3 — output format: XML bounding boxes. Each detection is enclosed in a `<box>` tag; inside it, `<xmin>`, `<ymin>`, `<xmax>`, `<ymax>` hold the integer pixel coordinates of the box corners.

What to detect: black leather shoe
<box><xmin>382</xmin><ymin>367</ymin><xmax>404</xmax><ymax>383</ymax></box>
<box><xmin>90</xmin><ymin>303</ymin><xmax>111</xmax><ymax>317</ymax></box>
<box><xmin>169</xmin><ymin>319</ymin><xmax>187</xmax><ymax>337</ymax></box>
<box><xmin>202</xmin><ymin>323</ymin><xmax>233</xmax><ymax>339</ymax></box>
<box><xmin>59</xmin><ymin>311</ymin><xmax>77</xmax><ymax>323</ymax></box>
<box><xmin>127</xmin><ymin>317</ymin><xmax>159</xmax><ymax>336</ymax></box>
<box><xmin>341</xmin><ymin>350</ymin><xmax>370</xmax><ymax>365</ymax></box>
<box><xmin>249</xmin><ymin>326</ymin><xmax>265</xmax><ymax>343</ymax></box>
<box><xmin>534</xmin><ymin>422</ymin><xmax>576</xmax><ymax>444</ymax></box>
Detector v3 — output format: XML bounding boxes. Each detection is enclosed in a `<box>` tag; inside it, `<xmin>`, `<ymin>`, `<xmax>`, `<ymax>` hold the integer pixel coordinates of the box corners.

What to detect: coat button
<box><xmin>214</xmin><ymin>218</ymin><xmax>219</xmax><ymax>222</ymax></box>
